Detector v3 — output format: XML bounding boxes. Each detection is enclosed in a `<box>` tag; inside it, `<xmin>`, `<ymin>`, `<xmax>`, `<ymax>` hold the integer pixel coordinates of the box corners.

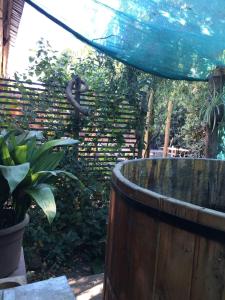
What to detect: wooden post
<box><xmin>143</xmin><ymin>90</ymin><xmax>154</xmax><ymax>158</ymax></box>
<box><xmin>205</xmin><ymin>67</ymin><xmax>225</xmax><ymax>158</ymax></box>
<box><xmin>0</xmin><ymin>0</ymin><xmax>14</xmax><ymax>77</ymax></box>
<box><xmin>163</xmin><ymin>100</ymin><xmax>173</xmax><ymax>158</ymax></box>
<box><xmin>137</xmin><ymin>93</ymin><xmax>147</xmax><ymax>158</ymax></box>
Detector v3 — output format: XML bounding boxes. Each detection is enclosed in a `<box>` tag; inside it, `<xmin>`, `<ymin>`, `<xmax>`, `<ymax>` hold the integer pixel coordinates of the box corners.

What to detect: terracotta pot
<box><xmin>0</xmin><ymin>214</ymin><xmax>29</xmax><ymax>278</ymax></box>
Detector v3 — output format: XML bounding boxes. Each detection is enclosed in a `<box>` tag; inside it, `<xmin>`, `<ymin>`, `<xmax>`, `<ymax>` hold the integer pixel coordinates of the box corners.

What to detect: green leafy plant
<box><xmin>0</xmin><ymin>128</ymin><xmax>79</xmax><ymax>229</ymax></box>
<box><xmin>24</xmin><ymin>147</ymin><xmax>110</xmax><ymax>274</ymax></box>
<box><xmin>200</xmin><ymin>90</ymin><xmax>225</xmax><ymax>132</ymax></box>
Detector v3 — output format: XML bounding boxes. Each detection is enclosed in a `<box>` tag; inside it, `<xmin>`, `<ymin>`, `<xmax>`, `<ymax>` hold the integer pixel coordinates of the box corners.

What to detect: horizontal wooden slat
<box><xmin>0</xmin><ymin>78</ymin><xmax>139</xmax><ymax>171</ymax></box>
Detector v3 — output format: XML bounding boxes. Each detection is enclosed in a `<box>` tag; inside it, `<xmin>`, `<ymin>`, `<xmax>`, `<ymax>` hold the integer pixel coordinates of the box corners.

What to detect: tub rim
<box><xmin>112</xmin><ymin>157</ymin><xmax>225</xmax><ymax>233</ymax></box>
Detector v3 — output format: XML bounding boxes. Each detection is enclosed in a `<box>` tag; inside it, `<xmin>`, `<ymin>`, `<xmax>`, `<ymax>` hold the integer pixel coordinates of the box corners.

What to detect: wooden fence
<box><xmin>0</xmin><ymin>77</ymin><xmax>140</xmax><ymax>175</ymax></box>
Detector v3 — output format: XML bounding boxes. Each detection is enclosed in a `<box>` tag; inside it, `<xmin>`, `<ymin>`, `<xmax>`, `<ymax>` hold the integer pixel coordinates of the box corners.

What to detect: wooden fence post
<box><xmin>163</xmin><ymin>100</ymin><xmax>173</xmax><ymax>158</ymax></box>
<box><xmin>143</xmin><ymin>90</ymin><xmax>154</xmax><ymax>158</ymax></box>
<box><xmin>137</xmin><ymin>92</ymin><xmax>147</xmax><ymax>158</ymax></box>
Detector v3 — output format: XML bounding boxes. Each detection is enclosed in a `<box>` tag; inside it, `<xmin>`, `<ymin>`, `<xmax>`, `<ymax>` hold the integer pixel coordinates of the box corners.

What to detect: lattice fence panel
<box><xmin>0</xmin><ymin>78</ymin><xmax>138</xmax><ymax>173</ymax></box>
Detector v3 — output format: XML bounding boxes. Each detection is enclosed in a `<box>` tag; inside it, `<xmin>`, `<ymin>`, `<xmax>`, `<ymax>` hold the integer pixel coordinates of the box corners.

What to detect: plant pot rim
<box><xmin>0</xmin><ymin>214</ymin><xmax>29</xmax><ymax>236</ymax></box>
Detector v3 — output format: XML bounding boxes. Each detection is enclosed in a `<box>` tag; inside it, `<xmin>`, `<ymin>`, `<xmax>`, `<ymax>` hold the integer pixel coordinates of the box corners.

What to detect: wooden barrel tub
<box><xmin>103</xmin><ymin>158</ymin><xmax>225</xmax><ymax>300</ymax></box>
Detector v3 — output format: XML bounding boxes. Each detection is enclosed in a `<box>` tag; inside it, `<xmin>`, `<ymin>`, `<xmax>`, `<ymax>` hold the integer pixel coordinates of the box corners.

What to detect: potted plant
<box><xmin>0</xmin><ymin>128</ymin><xmax>79</xmax><ymax>278</ymax></box>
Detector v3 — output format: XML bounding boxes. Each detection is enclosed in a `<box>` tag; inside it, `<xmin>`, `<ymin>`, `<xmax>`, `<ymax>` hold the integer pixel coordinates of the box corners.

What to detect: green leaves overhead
<box><xmin>31</xmin><ymin>151</ymin><xmax>64</xmax><ymax>173</ymax></box>
<box><xmin>31</xmin><ymin>138</ymin><xmax>79</xmax><ymax>163</ymax></box>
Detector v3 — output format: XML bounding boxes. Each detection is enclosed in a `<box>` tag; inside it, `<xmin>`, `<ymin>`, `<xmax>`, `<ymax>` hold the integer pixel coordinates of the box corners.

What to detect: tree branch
<box><xmin>66</xmin><ymin>75</ymin><xmax>91</xmax><ymax>116</ymax></box>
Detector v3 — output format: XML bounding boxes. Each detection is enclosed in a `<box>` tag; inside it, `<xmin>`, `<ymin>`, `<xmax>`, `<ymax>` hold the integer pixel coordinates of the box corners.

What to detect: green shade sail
<box><xmin>26</xmin><ymin>0</ymin><xmax>225</xmax><ymax>81</ymax></box>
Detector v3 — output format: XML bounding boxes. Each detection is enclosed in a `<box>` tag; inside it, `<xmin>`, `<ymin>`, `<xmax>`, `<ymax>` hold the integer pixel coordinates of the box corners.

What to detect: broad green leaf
<box><xmin>15</xmin><ymin>132</ymin><xmax>30</xmax><ymax>145</ymax></box>
<box><xmin>25</xmin><ymin>184</ymin><xmax>56</xmax><ymax>223</ymax></box>
<box><xmin>32</xmin><ymin>170</ymin><xmax>79</xmax><ymax>181</ymax></box>
<box><xmin>1</xmin><ymin>141</ymin><xmax>14</xmax><ymax>165</ymax></box>
<box><xmin>5</xmin><ymin>133</ymin><xmax>17</xmax><ymax>153</ymax></box>
<box><xmin>56</xmin><ymin>170</ymin><xmax>80</xmax><ymax>181</ymax></box>
<box><xmin>0</xmin><ymin>130</ymin><xmax>7</xmax><ymax>136</ymax></box>
<box><xmin>31</xmin><ymin>138</ymin><xmax>79</xmax><ymax>163</ymax></box>
<box><xmin>26</xmin><ymin>137</ymin><xmax>38</xmax><ymax>161</ymax></box>
<box><xmin>0</xmin><ymin>163</ymin><xmax>30</xmax><ymax>193</ymax></box>
<box><xmin>0</xmin><ymin>174</ymin><xmax>9</xmax><ymax>207</ymax></box>
<box><xmin>31</xmin><ymin>151</ymin><xmax>64</xmax><ymax>172</ymax></box>
<box><xmin>2</xmin><ymin>129</ymin><xmax>23</xmax><ymax>151</ymax></box>
<box><xmin>24</xmin><ymin>130</ymin><xmax>44</xmax><ymax>141</ymax></box>
<box><xmin>13</xmin><ymin>145</ymin><xmax>27</xmax><ymax>164</ymax></box>
<box><xmin>1</xmin><ymin>129</ymin><xmax>16</xmax><ymax>140</ymax></box>
<box><xmin>15</xmin><ymin>130</ymin><xmax>44</xmax><ymax>145</ymax></box>
<box><xmin>0</xmin><ymin>135</ymin><xmax>3</xmax><ymax>146</ymax></box>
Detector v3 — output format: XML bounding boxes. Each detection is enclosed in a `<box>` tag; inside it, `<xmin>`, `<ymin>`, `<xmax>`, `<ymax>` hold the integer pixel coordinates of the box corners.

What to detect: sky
<box><xmin>8</xmin><ymin>2</ymin><xmax>86</xmax><ymax>76</ymax></box>
<box><xmin>8</xmin><ymin>0</ymin><xmax>119</xmax><ymax>76</ymax></box>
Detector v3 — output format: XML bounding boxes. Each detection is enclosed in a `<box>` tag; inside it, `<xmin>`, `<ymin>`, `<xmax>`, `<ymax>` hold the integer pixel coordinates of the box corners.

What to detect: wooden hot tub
<box><xmin>104</xmin><ymin>158</ymin><xmax>225</xmax><ymax>300</ymax></box>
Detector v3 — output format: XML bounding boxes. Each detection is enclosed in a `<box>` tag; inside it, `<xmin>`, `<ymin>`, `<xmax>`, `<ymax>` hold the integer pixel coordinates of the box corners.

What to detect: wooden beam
<box><xmin>0</xmin><ymin>0</ymin><xmax>25</xmax><ymax>76</ymax></box>
<box><xmin>2</xmin><ymin>0</ymin><xmax>13</xmax><ymax>75</ymax></box>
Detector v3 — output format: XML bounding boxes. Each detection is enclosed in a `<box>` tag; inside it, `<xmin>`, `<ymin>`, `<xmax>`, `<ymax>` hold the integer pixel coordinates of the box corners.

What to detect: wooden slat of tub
<box><xmin>190</xmin><ymin>237</ymin><xmax>225</xmax><ymax>300</ymax></box>
<box><xmin>104</xmin><ymin>278</ymin><xmax>116</xmax><ymax>300</ymax></box>
<box><xmin>154</xmin><ymin>222</ymin><xmax>195</xmax><ymax>299</ymax></box>
<box><xmin>127</xmin><ymin>207</ymin><xmax>159</xmax><ymax>300</ymax></box>
<box><xmin>104</xmin><ymin>189</ymin><xmax>116</xmax><ymax>300</ymax></box>
<box><xmin>108</xmin><ymin>191</ymin><xmax>130</xmax><ymax>300</ymax></box>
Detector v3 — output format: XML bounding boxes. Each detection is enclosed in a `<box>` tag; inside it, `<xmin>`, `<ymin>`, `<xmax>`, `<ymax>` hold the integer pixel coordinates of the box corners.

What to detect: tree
<box><xmin>17</xmin><ymin>38</ymin><xmax>222</xmax><ymax>159</ymax></box>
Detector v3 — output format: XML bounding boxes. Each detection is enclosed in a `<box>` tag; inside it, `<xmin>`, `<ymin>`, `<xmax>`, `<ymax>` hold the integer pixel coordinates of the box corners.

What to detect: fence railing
<box><xmin>0</xmin><ymin>78</ymin><xmax>139</xmax><ymax>174</ymax></box>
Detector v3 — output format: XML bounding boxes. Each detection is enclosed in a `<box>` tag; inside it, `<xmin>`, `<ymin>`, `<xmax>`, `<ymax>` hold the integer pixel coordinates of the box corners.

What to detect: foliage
<box><xmin>24</xmin><ymin>148</ymin><xmax>109</xmax><ymax>273</ymax></box>
<box><xmin>200</xmin><ymin>89</ymin><xmax>225</xmax><ymax>131</ymax></box>
<box><xmin>12</xmin><ymin>38</ymin><xmax>223</xmax><ymax>274</ymax></box>
<box><xmin>17</xmin><ymin>39</ymin><xmax>152</xmax><ymax>159</ymax></box>
<box><xmin>16</xmin><ymin>38</ymin><xmax>225</xmax><ymax>159</ymax></box>
<box><xmin>12</xmin><ymin>43</ymin><xmax>150</xmax><ymax>273</ymax></box>
<box><xmin>0</xmin><ymin>128</ymin><xmax>78</xmax><ymax>228</ymax></box>
<box><xmin>151</xmin><ymin>79</ymin><xmax>207</xmax><ymax>156</ymax></box>
<box><xmin>19</xmin><ymin>39</ymin><xmax>75</xmax><ymax>86</ymax></box>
